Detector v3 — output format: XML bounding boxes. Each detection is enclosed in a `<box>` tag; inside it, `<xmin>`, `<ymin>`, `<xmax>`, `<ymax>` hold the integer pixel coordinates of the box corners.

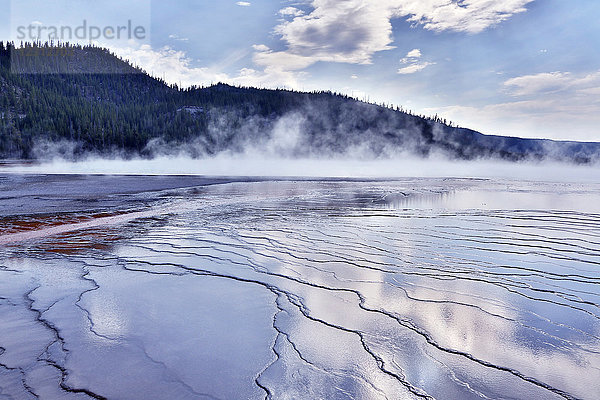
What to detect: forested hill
<box><xmin>1</xmin><ymin>42</ymin><xmax>599</xmax><ymax>163</ymax></box>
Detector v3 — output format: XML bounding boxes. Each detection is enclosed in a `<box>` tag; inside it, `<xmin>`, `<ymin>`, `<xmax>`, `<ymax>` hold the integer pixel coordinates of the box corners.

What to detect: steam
<box><xmin>6</xmin><ymin>100</ymin><xmax>599</xmax><ymax>183</ymax></box>
<box><xmin>4</xmin><ymin>154</ymin><xmax>600</xmax><ymax>183</ymax></box>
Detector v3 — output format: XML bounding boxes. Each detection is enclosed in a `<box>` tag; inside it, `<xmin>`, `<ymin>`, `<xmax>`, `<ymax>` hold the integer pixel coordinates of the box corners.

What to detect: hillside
<box><xmin>1</xmin><ymin>42</ymin><xmax>599</xmax><ymax>163</ymax></box>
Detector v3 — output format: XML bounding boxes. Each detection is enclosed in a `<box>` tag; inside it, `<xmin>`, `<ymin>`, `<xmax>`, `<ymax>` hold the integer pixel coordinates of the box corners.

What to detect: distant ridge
<box><xmin>1</xmin><ymin>42</ymin><xmax>599</xmax><ymax>163</ymax></box>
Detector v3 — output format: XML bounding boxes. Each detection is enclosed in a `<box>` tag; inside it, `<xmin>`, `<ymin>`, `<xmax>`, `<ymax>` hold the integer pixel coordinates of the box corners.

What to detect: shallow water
<box><xmin>1</xmin><ymin>175</ymin><xmax>599</xmax><ymax>399</ymax></box>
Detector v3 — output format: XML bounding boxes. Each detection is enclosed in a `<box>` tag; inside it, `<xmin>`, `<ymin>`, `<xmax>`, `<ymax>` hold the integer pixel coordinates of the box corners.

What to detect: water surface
<box><xmin>1</xmin><ymin>175</ymin><xmax>599</xmax><ymax>399</ymax></box>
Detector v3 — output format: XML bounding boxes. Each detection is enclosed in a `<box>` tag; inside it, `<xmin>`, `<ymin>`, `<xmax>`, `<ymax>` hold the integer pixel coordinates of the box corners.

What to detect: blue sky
<box><xmin>3</xmin><ymin>0</ymin><xmax>600</xmax><ymax>141</ymax></box>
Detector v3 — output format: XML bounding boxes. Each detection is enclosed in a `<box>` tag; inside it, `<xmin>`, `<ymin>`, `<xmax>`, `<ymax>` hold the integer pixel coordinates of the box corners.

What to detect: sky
<box><xmin>2</xmin><ymin>0</ymin><xmax>600</xmax><ymax>142</ymax></box>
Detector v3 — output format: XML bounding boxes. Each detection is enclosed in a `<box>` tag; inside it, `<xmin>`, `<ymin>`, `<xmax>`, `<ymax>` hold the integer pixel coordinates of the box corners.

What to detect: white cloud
<box><xmin>398</xmin><ymin>48</ymin><xmax>434</xmax><ymax>74</ymax></box>
<box><xmin>116</xmin><ymin>1</ymin><xmax>526</xmax><ymax>89</ymax></box>
<box><xmin>398</xmin><ymin>61</ymin><xmax>435</xmax><ymax>74</ymax></box>
<box><xmin>427</xmin><ymin>100</ymin><xmax>600</xmax><ymax>141</ymax></box>
<box><xmin>504</xmin><ymin>71</ymin><xmax>571</xmax><ymax>96</ymax></box>
<box><xmin>579</xmin><ymin>87</ymin><xmax>600</xmax><ymax>96</ymax></box>
<box><xmin>236</xmin><ymin>1</ymin><xmax>251</xmax><ymax>6</ymax></box>
<box><xmin>168</xmin><ymin>34</ymin><xmax>189</xmax><ymax>42</ymax></box>
<box><xmin>111</xmin><ymin>45</ymin><xmax>229</xmax><ymax>87</ymax></box>
<box><xmin>231</xmin><ymin>66</ymin><xmax>305</xmax><ymax>88</ymax></box>
<box><xmin>250</xmin><ymin>0</ymin><xmax>531</xmax><ymax>81</ymax></box>
<box><xmin>279</xmin><ymin>7</ymin><xmax>304</xmax><ymax>17</ymax></box>
<box><xmin>269</xmin><ymin>1</ymin><xmax>398</xmax><ymax>67</ymax></box>
<box><xmin>405</xmin><ymin>48</ymin><xmax>422</xmax><ymax>58</ymax></box>
<box><xmin>111</xmin><ymin>44</ymin><xmax>302</xmax><ymax>89</ymax></box>
<box><xmin>111</xmin><ymin>1</ymin><xmax>534</xmax><ymax>97</ymax></box>
<box><xmin>426</xmin><ymin>69</ymin><xmax>600</xmax><ymax>141</ymax></box>
<box><xmin>252</xmin><ymin>44</ymin><xmax>271</xmax><ymax>52</ymax></box>
<box><xmin>504</xmin><ymin>71</ymin><xmax>600</xmax><ymax>97</ymax></box>
<box><xmin>400</xmin><ymin>48</ymin><xmax>422</xmax><ymax>64</ymax></box>
<box><xmin>399</xmin><ymin>0</ymin><xmax>534</xmax><ymax>33</ymax></box>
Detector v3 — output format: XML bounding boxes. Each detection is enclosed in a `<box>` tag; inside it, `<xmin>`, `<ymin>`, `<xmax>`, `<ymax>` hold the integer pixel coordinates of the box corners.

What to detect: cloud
<box><xmin>398</xmin><ymin>61</ymin><xmax>435</xmax><ymax>74</ymax></box>
<box><xmin>111</xmin><ymin>44</ymin><xmax>302</xmax><ymax>89</ymax></box>
<box><xmin>250</xmin><ymin>0</ymin><xmax>531</xmax><ymax>81</ymax></box>
<box><xmin>111</xmin><ymin>45</ymin><xmax>230</xmax><ymax>87</ymax></box>
<box><xmin>236</xmin><ymin>1</ymin><xmax>251</xmax><ymax>6</ymax></box>
<box><xmin>399</xmin><ymin>0</ymin><xmax>534</xmax><ymax>33</ymax></box>
<box><xmin>398</xmin><ymin>48</ymin><xmax>434</xmax><ymax>74</ymax></box>
<box><xmin>279</xmin><ymin>7</ymin><xmax>305</xmax><ymax>17</ymax></box>
<box><xmin>232</xmin><ymin>65</ymin><xmax>304</xmax><ymax>88</ymax></box>
<box><xmin>503</xmin><ymin>71</ymin><xmax>600</xmax><ymax>97</ymax></box>
<box><xmin>400</xmin><ymin>48</ymin><xmax>422</xmax><ymax>64</ymax></box>
<box><xmin>113</xmin><ymin>1</ymin><xmax>533</xmax><ymax>91</ymax></box>
<box><xmin>268</xmin><ymin>1</ymin><xmax>398</xmax><ymax>67</ymax></box>
<box><xmin>248</xmin><ymin>1</ymin><xmax>396</xmax><ymax>85</ymax></box>
<box><xmin>405</xmin><ymin>48</ymin><xmax>421</xmax><ymax>58</ymax></box>
<box><xmin>168</xmin><ymin>34</ymin><xmax>189</xmax><ymax>42</ymax></box>
<box><xmin>252</xmin><ymin>44</ymin><xmax>271</xmax><ymax>52</ymax></box>
<box><xmin>425</xmin><ymin>69</ymin><xmax>600</xmax><ymax>141</ymax></box>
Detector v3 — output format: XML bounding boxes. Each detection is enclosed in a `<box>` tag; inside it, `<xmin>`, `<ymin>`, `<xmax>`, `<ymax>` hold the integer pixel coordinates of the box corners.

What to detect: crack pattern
<box><xmin>1</xmin><ymin>178</ymin><xmax>599</xmax><ymax>399</ymax></box>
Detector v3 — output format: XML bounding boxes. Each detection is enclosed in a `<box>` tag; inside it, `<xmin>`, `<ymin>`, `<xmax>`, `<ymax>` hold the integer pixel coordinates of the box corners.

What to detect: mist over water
<box><xmin>3</xmin><ymin>155</ymin><xmax>600</xmax><ymax>183</ymax></box>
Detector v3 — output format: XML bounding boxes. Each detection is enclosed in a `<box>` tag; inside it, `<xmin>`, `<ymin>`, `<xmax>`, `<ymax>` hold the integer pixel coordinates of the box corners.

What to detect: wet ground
<box><xmin>1</xmin><ymin>174</ymin><xmax>599</xmax><ymax>399</ymax></box>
